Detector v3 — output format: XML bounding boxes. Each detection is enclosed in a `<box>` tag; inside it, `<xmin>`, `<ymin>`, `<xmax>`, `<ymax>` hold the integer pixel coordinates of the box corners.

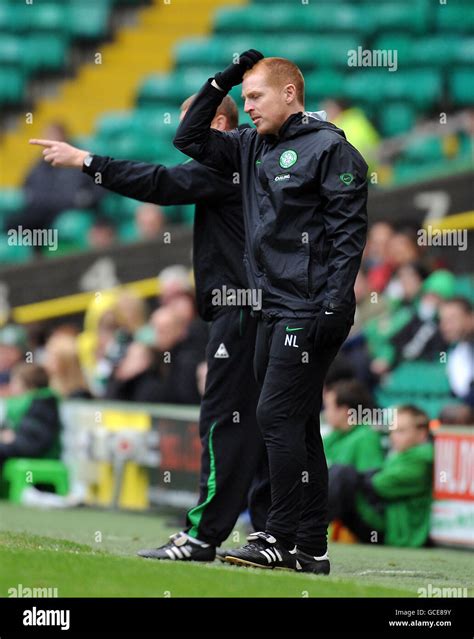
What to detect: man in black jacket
<box><xmin>29</xmin><ymin>95</ymin><xmax>267</xmax><ymax>561</ymax></box>
<box><xmin>174</xmin><ymin>52</ymin><xmax>368</xmax><ymax>573</ymax></box>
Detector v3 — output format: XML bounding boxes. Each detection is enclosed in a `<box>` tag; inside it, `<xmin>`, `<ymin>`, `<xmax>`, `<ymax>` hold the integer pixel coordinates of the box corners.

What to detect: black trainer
<box><xmin>295</xmin><ymin>549</ymin><xmax>330</xmax><ymax>574</ymax></box>
<box><xmin>137</xmin><ymin>531</ymin><xmax>216</xmax><ymax>562</ymax></box>
<box><xmin>222</xmin><ymin>532</ymin><xmax>298</xmax><ymax>570</ymax></box>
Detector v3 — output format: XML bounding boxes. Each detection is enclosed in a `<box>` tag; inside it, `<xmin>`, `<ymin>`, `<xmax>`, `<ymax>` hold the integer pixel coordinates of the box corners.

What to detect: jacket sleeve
<box><xmin>371</xmin><ymin>457</ymin><xmax>431</xmax><ymax>500</ymax></box>
<box><xmin>0</xmin><ymin>398</ymin><xmax>60</xmax><ymax>462</ymax></box>
<box><xmin>318</xmin><ymin>140</ymin><xmax>368</xmax><ymax>313</ymax></box>
<box><xmin>82</xmin><ymin>155</ymin><xmax>229</xmax><ymax>205</ymax></box>
<box><xmin>174</xmin><ymin>80</ymin><xmax>241</xmax><ymax>173</ymax></box>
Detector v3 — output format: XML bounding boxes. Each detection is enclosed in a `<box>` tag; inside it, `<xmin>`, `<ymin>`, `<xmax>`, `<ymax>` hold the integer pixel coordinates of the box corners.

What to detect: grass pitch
<box><xmin>0</xmin><ymin>502</ymin><xmax>472</xmax><ymax>598</ymax></box>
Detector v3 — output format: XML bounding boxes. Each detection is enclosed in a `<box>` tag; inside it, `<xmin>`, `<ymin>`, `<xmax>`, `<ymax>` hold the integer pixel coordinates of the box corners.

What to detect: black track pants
<box><xmin>254</xmin><ymin>316</ymin><xmax>350</xmax><ymax>556</ymax></box>
<box><xmin>185</xmin><ymin>308</ymin><xmax>267</xmax><ymax>546</ymax></box>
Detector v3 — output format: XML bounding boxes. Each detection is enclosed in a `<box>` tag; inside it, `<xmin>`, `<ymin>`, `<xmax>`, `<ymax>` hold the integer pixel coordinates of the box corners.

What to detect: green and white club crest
<box><xmin>279</xmin><ymin>149</ymin><xmax>298</xmax><ymax>169</ymax></box>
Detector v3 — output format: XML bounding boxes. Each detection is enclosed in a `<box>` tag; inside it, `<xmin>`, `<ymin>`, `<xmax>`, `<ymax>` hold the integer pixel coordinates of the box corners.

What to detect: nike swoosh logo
<box><xmin>324</xmin><ymin>311</ymin><xmax>334</xmax><ymax>315</ymax></box>
<box><xmin>285</xmin><ymin>326</ymin><xmax>304</xmax><ymax>332</ymax></box>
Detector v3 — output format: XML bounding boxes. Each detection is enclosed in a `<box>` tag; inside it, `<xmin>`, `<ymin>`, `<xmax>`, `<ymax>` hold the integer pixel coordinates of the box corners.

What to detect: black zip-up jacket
<box><xmin>174</xmin><ymin>80</ymin><xmax>369</xmax><ymax>319</ymax></box>
<box><xmin>82</xmin><ymin>154</ymin><xmax>246</xmax><ymax>321</ymax></box>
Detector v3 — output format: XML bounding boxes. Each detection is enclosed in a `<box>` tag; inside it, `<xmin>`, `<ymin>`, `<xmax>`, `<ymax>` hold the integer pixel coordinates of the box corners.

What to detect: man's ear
<box><xmin>284</xmin><ymin>83</ymin><xmax>297</xmax><ymax>105</ymax></box>
<box><xmin>211</xmin><ymin>114</ymin><xmax>227</xmax><ymax>131</ymax></box>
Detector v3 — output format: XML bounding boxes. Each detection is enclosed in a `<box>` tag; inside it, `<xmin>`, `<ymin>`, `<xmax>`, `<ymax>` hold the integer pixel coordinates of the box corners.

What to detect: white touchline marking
<box><xmin>358</xmin><ymin>570</ymin><xmax>425</xmax><ymax>575</ymax></box>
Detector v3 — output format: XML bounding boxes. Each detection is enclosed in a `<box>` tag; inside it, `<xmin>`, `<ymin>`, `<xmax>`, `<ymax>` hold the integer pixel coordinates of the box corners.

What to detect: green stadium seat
<box><xmin>305</xmin><ymin>71</ymin><xmax>348</xmax><ymax>102</ymax></box>
<box><xmin>346</xmin><ymin>69</ymin><xmax>442</xmax><ymax>109</ymax></box>
<box><xmin>402</xmin><ymin>136</ymin><xmax>448</xmax><ymax>164</ymax></box>
<box><xmin>2</xmin><ymin>458</ymin><xmax>69</xmax><ymax>503</ymax></box>
<box><xmin>100</xmin><ymin>193</ymin><xmax>141</xmax><ymax>221</ymax></box>
<box><xmin>372</xmin><ymin>33</ymin><xmax>414</xmax><ymax>68</ymax></box>
<box><xmin>450</xmin><ymin>70</ymin><xmax>474</xmax><ymax>106</ymax></box>
<box><xmin>118</xmin><ymin>219</ymin><xmax>139</xmax><ymax>243</ymax></box>
<box><xmin>0</xmin><ymin>68</ymin><xmax>25</xmax><ymax>104</ymax></box>
<box><xmin>454</xmin><ymin>37</ymin><xmax>474</xmax><ymax>64</ymax></box>
<box><xmin>15</xmin><ymin>3</ymin><xmax>67</xmax><ymax>33</ymax></box>
<box><xmin>96</xmin><ymin>109</ymin><xmax>178</xmax><ymax>142</ymax></box>
<box><xmin>0</xmin><ymin>35</ymin><xmax>22</xmax><ymax>68</ymax></box>
<box><xmin>454</xmin><ymin>275</ymin><xmax>474</xmax><ymax>303</ymax></box>
<box><xmin>0</xmin><ymin>233</ymin><xmax>33</xmax><ymax>264</ymax></box>
<box><xmin>54</xmin><ymin>209</ymin><xmax>94</xmax><ymax>251</ymax></box>
<box><xmin>174</xmin><ymin>35</ymin><xmax>361</xmax><ymax>72</ymax></box>
<box><xmin>102</xmin><ymin>135</ymin><xmax>169</xmax><ymax>162</ymax></box>
<box><xmin>435</xmin><ymin>3</ymin><xmax>474</xmax><ymax>33</ymax></box>
<box><xmin>67</xmin><ymin>2</ymin><xmax>110</xmax><ymax>40</ymax></box>
<box><xmin>378</xmin><ymin>103</ymin><xmax>417</xmax><ymax>137</ymax></box>
<box><xmin>0</xmin><ymin>189</ymin><xmax>24</xmax><ymax>215</ymax></box>
<box><xmin>410</xmin><ymin>35</ymin><xmax>466</xmax><ymax>67</ymax></box>
<box><xmin>381</xmin><ymin>362</ymin><xmax>451</xmax><ymax>395</ymax></box>
<box><xmin>214</xmin><ymin>4</ymin><xmax>371</xmax><ymax>36</ymax></box>
<box><xmin>137</xmin><ymin>68</ymin><xmax>218</xmax><ymax>106</ymax></box>
<box><xmin>370</xmin><ymin>2</ymin><xmax>429</xmax><ymax>35</ymax></box>
<box><xmin>23</xmin><ymin>34</ymin><xmax>68</xmax><ymax>72</ymax></box>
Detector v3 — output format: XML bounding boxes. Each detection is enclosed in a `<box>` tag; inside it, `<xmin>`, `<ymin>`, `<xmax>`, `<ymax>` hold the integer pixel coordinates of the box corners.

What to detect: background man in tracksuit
<box><xmin>29</xmin><ymin>95</ymin><xmax>268</xmax><ymax>562</ymax></box>
<box><xmin>174</xmin><ymin>51</ymin><xmax>368</xmax><ymax>573</ymax></box>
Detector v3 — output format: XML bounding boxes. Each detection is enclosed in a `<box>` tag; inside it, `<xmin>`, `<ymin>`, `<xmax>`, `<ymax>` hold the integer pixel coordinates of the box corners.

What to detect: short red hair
<box><xmin>244</xmin><ymin>57</ymin><xmax>305</xmax><ymax>105</ymax></box>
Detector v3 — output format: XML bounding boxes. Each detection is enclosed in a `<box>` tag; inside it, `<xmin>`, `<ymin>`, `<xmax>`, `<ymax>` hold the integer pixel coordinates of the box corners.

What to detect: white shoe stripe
<box><xmin>165</xmin><ymin>548</ymin><xmax>175</xmax><ymax>560</ymax></box>
<box><xmin>181</xmin><ymin>546</ymin><xmax>191</xmax><ymax>558</ymax></box>
<box><xmin>171</xmin><ymin>546</ymin><xmax>183</xmax><ymax>559</ymax></box>
<box><xmin>260</xmin><ymin>549</ymin><xmax>272</xmax><ymax>563</ymax></box>
<box><xmin>274</xmin><ymin>548</ymin><xmax>282</xmax><ymax>562</ymax></box>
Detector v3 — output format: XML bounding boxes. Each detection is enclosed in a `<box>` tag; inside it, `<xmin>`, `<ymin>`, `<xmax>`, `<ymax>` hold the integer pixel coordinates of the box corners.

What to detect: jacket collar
<box><xmin>262</xmin><ymin>110</ymin><xmax>343</xmax><ymax>146</ymax></box>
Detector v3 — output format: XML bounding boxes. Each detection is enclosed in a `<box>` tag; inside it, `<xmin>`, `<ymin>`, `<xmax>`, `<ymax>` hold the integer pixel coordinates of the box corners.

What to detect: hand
<box><xmin>314</xmin><ymin>309</ymin><xmax>352</xmax><ymax>349</ymax></box>
<box><xmin>0</xmin><ymin>429</ymin><xmax>15</xmax><ymax>444</ymax></box>
<box><xmin>214</xmin><ymin>49</ymin><xmax>264</xmax><ymax>92</ymax></box>
<box><xmin>29</xmin><ymin>139</ymin><xmax>89</xmax><ymax>168</ymax></box>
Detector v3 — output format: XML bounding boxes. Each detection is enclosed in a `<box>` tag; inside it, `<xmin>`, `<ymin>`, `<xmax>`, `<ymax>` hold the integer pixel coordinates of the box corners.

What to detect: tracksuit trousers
<box><xmin>254</xmin><ymin>315</ymin><xmax>350</xmax><ymax>556</ymax></box>
<box><xmin>185</xmin><ymin>307</ymin><xmax>267</xmax><ymax>546</ymax></box>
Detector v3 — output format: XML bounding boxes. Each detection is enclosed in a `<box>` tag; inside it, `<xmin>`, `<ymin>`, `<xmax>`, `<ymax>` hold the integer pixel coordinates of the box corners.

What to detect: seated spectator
<box><xmin>151</xmin><ymin>305</ymin><xmax>206</xmax><ymax>405</ymax></box>
<box><xmin>44</xmin><ymin>333</ymin><xmax>92</xmax><ymax>399</ymax></box>
<box><xmin>6</xmin><ymin>122</ymin><xmax>102</xmax><ymax>234</ymax></box>
<box><xmin>157</xmin><ymin>264</ymin><xmax>194</xmax><ymax>307</ymax></box>
<box><xmin>117</xmin><ymin>290</ymin><xmax>146</xmax><ymax>327</ymax></box>
<box><xmin>439</xmin><ymin>404</ymin><xmax>474</xmax><ymax>427</ymax></box>
<box><xmin>322</xmin><ymin>98</ymin><xmax>380</xmax><ymax>172</ymax></box>
<box><xmin>77</xmin><ymin>292</ymin><xmax>121</xmax><ymax>396</ymax></box>
<box><xmin>389</xmin><ymin>269</ymin><xmax>455</xmax><ymax>366</ymax></box>
<box><xmin>105</xmin><ymin>341</ymin><xmax>162</xmax><ymax>403</ymax></box>
<box><xmin>365</xmin><ymin>268</ymin><xmax>454</xmax><ymax>376</ymax></box>
<box><xmin>88</xmin><ymin>217</ymin><xmax>117</xmax><ymax>250</ymax></box>
<box><xmin>439</xmin><ymin>297</ymin><xmax>474</xmax><ymax>406</ymax></box>
<box><xmin>135</xmin><ymin>203</ymin><xmax>164</xmax><ymax>240</ymax></box>
<box><xmin>0</xmin><ymin>324</ymin><xmax>27</xmax><ymax>397</ymax></box>
<box><xmin>364</xmin><ymin>221</ymin><xmax>395</xmax><ymax>293</ymax></box>
<box><xmin>323</xmin><ymin>380</ymin><xmax>385</xmax><ymax>472</ymax></box>
<box><xmin>0</xmin><ymin>363</ymin><xmax>61</xmax><ymax>467</ymax></box>
<box><xmin>343</xmin><ymin>268</ymin><xmax>388</xmax><ymax>387</ymax></box>
<box><xmin>328</xmin><ymin>405</ymin><xmax>434</xmax><ymax>547</ymax></box>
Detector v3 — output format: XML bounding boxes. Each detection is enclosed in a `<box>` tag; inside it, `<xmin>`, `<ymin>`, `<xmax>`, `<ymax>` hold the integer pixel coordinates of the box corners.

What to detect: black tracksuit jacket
<box><xmin>82</xmin><ymin>154</ymin><xmax>246</xmax><ymax>321</ymax></box>
<box><xmin>174</xmin><ymin>80</ymin><xmax>369</xmax><ymax>320</ymax></box>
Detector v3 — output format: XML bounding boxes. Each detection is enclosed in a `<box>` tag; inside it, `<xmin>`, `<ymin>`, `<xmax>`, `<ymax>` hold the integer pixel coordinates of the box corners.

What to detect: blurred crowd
<box><xmin>0</xmin><ymin>225</ymin><xmax>472</xmax><ymax>545</ymax></box>
<box><xmin>0</xmin><ymin>264</ymin><xmax>209</xmax><ymax>408</ymax></box>
<box><xmin>333</xmin><ymin>221</ymin><xmax>474</xmax><ymax>413</ymax></box>
<box><xmin>0</xmin><ymin>224</ymin><xmax>472</xmax><ymax>416</ymax></box>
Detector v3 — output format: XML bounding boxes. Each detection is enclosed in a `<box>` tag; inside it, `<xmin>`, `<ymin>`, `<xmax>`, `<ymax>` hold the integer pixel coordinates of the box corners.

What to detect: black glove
<box><xmin>314</xmin><ymin>308</ymin><xmax>352</xmax><ymax>349</ymax></box>
<box><xmin>214</xmin><ymin>49</ymin><xmax>264</xmax><ymax>92</ymax></box>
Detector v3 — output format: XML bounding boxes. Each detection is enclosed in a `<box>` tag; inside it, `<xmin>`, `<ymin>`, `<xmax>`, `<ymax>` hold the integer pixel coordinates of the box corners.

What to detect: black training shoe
<box><xmin>222</xmin><ymin>532</ymin><xmax>298</xmax><ymax>570</ymax></box>
<box><xmin>295</xmin><ymin>549</ymin><xmax>330</xmax><ymax>574</ymax></box>
<box><xmin>137</xmin><ymin>531</ymin><xmax>215</xmax><ymax>562</ymax></box>
<box><xmin>216</xmin><ymin>547</ymin><xmax>229</xmax><ymax>562</ymax></box>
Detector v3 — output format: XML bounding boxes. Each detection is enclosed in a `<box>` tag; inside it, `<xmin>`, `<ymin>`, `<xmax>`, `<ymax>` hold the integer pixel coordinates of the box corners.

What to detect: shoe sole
<box><xmin>222</xmin><ymin>556</ymin><xmax>294</xmax><ymax>571</ymax></box>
